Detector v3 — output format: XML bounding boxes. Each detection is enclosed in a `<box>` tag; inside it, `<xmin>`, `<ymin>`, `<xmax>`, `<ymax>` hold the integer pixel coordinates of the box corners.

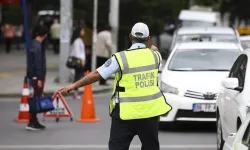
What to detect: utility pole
<box><xmin>109</xmin><ymin>0</ymin><xmax>120</xmax><ymax>53</ymax></box>
<box><xmin>91</xmin><ymin>0</ymin><xmax>98</xmax><ymax>71</ymax></box>
<box><xmin>59</xmin><ymin>0</ymin><xmax>73</xmax><ymax>83</ymax></box>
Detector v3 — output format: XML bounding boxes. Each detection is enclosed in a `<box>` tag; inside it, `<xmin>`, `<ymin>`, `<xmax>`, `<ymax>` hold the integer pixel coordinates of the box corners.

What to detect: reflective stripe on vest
<box><xmin>119</xmin><ymin>50</ymin><xmax>159</xmax><ymax>74</ymax></box>
<box><xmin>119</xmin><ymin>91</ymin><xmax>162</xmax><ymax>102</ymax></box>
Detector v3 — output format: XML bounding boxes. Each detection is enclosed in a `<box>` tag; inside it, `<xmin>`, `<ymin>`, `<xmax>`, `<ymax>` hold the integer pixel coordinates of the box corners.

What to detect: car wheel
<box><xmin>217</xmin><ymin>115</ymin><xmax>225</xmax><ymax>150</ymax></box>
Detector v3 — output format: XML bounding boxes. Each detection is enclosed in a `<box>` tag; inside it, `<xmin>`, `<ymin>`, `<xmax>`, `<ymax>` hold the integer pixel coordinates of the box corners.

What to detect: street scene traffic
<box><xmin>1</xmin><ymin>0</ymin><xmax>250</xmax><ymax>150</ymax></box>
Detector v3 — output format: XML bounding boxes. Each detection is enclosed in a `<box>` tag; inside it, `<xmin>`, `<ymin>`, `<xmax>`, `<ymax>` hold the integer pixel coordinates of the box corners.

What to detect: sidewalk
<box><xmin>0</xmin><ymin>50</ymin><xmax>113</xmax><ymax>97</ymax></box>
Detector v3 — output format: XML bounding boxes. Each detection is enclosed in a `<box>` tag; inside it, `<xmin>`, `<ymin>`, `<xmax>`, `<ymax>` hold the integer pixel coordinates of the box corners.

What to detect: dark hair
<box><xmin>132</xmin><ymin>32</ymin><xmax>147</xmax><ymax>43</ymax></box>
<box><xmin>104</xmin><ymin>25</ymin><xmax>112</xmax><ymax>31</ymax></box>
<box><xmin>70</xmin><ymin>25</ymin><xmax>85</xmax><ymax>45</ymax></box>
<box><xmin>35</xmin><ymin>25</ymin><xmax>48</xmax><ymax>37</ymax></box>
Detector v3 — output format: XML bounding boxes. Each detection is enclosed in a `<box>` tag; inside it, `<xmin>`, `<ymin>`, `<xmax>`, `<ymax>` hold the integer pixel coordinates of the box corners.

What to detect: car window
<box><xmin>229</xmin><ymin>54</ymin><xmax>248</xmax><ymax>88</ymax></box>
<box><xmin>181</xmin><ymin>20</ymin><xmax>214</xmax><ymax>27</ymax></box>
<box><xmin>242</xmin><ymin>122</ymin><xmax>250</xmax><ymax>147</ymax></box>
<box><xmin>168</xmin><ymin>49</ymin><xmax>240</xmax><ymax>71</ymax></box>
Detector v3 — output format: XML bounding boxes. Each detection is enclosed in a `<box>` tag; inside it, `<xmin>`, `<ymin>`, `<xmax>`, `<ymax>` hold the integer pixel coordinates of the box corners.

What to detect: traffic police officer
<box><xmin>59</xmin><ymin>22</ymin><xmax>172</xmax><ymax>150</ymax></box>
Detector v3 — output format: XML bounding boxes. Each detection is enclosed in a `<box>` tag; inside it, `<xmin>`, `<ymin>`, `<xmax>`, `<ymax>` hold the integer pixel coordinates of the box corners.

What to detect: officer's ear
<box><xmin>146</xmin><ymin>36</ymin><xmax>150</xmax><ymax>41</ymax></box>
<box><xmin>145</xmin><ymin>36</ymin><xmax>151</xmax><ymax>48</ymax></box>
<box><xmin>129</xmin><ymin>33</ymin><xmax>132</xmax><ymax>41</ymax></box>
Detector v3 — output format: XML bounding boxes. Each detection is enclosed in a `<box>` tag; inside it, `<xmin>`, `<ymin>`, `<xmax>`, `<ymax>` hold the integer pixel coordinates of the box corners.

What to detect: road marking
<box><xmin>0</xmin><ymin>144</ymin><xmax>216</xmax><ymax>149</ymax></box>
<box><xmin>48</xmin><ymin>64</ymin><xmax>57</xmax><ymax>69</ymax></box>
<box><xmin>0</xmin><ymin>73</ymin><xmax>12</xmax><ymax>78</ymax></box>
<box><xmin>15</xmin><ymin>70</ymin><xmax>26</xmax><ymax>75</ymax></box>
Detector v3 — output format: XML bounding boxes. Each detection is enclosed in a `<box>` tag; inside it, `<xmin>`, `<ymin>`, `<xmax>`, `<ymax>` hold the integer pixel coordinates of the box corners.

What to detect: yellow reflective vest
<box><xmin>110</xmin><ymin>48</ymin><xmax>172</xmax><ymax>120</ymax></box>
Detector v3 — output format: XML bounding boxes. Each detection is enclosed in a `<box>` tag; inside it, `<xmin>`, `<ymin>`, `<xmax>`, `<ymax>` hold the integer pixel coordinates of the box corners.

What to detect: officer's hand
<box><xmin>37</xmin><ymin>80</ymin><xmax>43</xmax><ymax>88</ymax></box>
<box><xmin>81</xmin><ymin>61</ymin><xmax>85</xmax><ymax>67</ymax></box>
<box><xmin>150</xmin><ymin>45</ymin><xmax>159</xmax><ymax>51</ymax></box>
<box><xmin>59</xmin><ymin>84</ymin><xmax>75</xmax><ymax>95</ymax></box>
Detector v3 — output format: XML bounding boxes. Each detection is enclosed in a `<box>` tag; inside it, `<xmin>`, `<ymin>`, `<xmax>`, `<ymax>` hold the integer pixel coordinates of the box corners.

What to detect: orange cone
<box><xmin>76</xmin><ymin>71</ymin><xmax>100</xmax><ymax>122</ymax></box>
<box><xmin>15</xmin><ymin>77</ymin><xmax>30</xmax><ymax>123</ymax></box>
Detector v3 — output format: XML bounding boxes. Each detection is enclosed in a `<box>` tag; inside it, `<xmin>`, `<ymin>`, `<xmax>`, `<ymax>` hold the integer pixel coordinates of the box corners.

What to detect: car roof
<box><xmin>176</xmin><ymin>42</ymin><xmax>241</xmax><ymax>50</ymax></box>
<box><xmin>179</xmin><ymin>10</ymin><xmax>217</xmax><ymax>22</ymax></box>
<box><xmin>177</xmin><ymin>27</ymin><xmax>235</xmax><ymax>35</ymax></box>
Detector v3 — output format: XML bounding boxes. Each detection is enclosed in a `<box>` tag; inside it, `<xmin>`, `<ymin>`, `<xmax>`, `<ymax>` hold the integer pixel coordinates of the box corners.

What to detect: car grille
<box><xmin>184</xmin><ymin>90</ymin><xmax>218</xmax><ymax>100</ymax></box>
<box><xmin>176</xmin><ymin>110</ymin><xmax>216</xmax><ymax>118</ymax></box>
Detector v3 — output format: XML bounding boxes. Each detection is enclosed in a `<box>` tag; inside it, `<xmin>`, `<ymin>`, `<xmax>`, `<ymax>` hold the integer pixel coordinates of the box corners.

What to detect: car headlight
<box><xmin>161</xmin><ymin>82</ymin><xmax>179</xmax><ymax>94</ymax></box>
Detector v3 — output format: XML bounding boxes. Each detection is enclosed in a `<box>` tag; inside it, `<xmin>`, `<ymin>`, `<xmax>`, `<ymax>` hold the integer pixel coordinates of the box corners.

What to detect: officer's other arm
<box><xmin>150</xmin><ymin>45</ymin><xmax>159</xmax><ymax>52</ymax></box>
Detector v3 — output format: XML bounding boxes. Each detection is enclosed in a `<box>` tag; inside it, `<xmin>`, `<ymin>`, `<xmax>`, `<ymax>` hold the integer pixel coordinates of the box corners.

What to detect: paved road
<box><xmin>0</xmin><ymin>92</ymin><xmax>216</xmax><ymax>150</ymax></box>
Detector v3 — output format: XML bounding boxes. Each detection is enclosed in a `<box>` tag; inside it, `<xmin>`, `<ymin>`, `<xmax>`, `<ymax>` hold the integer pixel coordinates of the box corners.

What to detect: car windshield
<box><xmin>168</xmin><ymin>49</ymin><xmax>240</xmax><ymax>71</ymax></box>
<box><xmin>181</xmin><ymin>20</ymin><xmax>214</xmax><ymax>27</ymax></box>
<box><xmin>176</xmin><ymin>34</ymin><xmax>238</xmax><ymax>43</ymax></box>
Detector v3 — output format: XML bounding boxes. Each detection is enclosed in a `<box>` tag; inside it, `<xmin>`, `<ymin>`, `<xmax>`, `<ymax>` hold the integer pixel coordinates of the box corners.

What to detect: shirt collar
<box><xmin>129</xmin><ymin>43</ymin><xmax>146</xmax><ymax>50</ymax></box>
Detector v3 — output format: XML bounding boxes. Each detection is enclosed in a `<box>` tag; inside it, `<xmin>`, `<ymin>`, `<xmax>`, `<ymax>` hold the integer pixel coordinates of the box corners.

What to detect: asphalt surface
<box><xmin>0</xmin><ymin>92</ymin><xmax>217</xmax><ymax>150</ymax></box>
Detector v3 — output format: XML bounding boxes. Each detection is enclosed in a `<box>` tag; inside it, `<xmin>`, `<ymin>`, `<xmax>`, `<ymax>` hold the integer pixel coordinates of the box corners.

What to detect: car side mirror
<box><xmin>222</xmin><ymin>78</ymin><xmax>243</xmax><ymax>92</ymax></box>
<box><xmin>222</xmin><ymin>78</ymin><xmax>239</xmax><ymax>89</ymax></box>
<box><xmin>235</xmin><ymin>86</ymin><xmax>243</xmax><ymax>92</ymax></box>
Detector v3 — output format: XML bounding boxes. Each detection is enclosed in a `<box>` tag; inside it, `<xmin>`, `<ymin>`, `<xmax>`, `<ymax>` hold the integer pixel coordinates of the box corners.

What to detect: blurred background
<box><xmin>1</xmin><ymin>0</ymin><xmax>250</xmax><ymax>53</ymax></box>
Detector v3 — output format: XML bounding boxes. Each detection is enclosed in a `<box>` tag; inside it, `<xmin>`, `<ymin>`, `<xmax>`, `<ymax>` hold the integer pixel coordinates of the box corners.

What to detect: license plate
<box><xmin>192</xmin><ymin>103</ymin><xmax>216</xmax><ymax>112</ymax></box>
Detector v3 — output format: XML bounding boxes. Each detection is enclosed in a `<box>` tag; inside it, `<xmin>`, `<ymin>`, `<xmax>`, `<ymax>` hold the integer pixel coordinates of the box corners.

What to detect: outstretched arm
<box><xmin>59</xmin><ymin>70</ymin><xmax>102</xmax><ymax>95</ymax></box>
<box><xmin>59</xmin><ymin>56</ymin><xmax>120</xmax><ymax>95</ymax></box>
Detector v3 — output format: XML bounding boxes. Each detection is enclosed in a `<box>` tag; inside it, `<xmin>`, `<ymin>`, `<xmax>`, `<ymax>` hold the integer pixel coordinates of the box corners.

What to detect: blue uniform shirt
<box><xmin>97</xmin><ymin>43</ymin><xmax>162</xmax><ymax>80</ymax></box>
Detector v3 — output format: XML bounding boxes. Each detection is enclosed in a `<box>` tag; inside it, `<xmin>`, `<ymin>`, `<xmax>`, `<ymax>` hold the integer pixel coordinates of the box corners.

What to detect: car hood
<box><xmin>161</xmin><ymin>70</ymin><xmax>229</xmax><ymax>93</ymax></box>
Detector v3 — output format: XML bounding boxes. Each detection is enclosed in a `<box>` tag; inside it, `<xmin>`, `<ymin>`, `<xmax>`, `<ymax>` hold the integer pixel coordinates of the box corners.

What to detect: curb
<box><xmin>0</xmin><ymin>88</ymin><xmax>112</xmax><ymax>98</ymax></box>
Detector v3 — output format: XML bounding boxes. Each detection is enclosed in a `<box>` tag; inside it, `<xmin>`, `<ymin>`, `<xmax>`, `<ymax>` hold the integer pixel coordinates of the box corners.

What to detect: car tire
<box><xmin>159</xmin><ymin>122</ymin><xmax>175</xmax><ymax>130</ymax></box>
<box><xmin>217</xmin><ymin>114</ymin><xmax>225</xmax><ymax>150</ymax></box>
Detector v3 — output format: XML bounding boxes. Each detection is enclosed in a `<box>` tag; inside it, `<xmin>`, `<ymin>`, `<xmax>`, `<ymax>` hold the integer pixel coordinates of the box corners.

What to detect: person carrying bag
<box><xmin>28</xmin><ymin>95</ymin><xmax>54</xmax><ymax>114</ymax></box>
<box><xmin>66</xmin><ymin>25</ymin><xmax>86</xmax><ymax>99</ymax></box>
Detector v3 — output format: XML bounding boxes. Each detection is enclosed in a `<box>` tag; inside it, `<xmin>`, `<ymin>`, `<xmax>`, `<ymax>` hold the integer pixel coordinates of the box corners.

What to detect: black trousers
<box><xmin>52</xmin><ymin>39</ymin><xmax>59</xmax><ymax>54</ymax></box>
<box><xmin>97</xmin><ymin>56</ymin><xmax>108</xmax><ymax>85</ymax></box>
<box><xmin>5</xmin><ymin>38</ymin><xmax>12</xmax><ymax>53</ymax></box>
<box><xmin>74</xmin><ymin>68</ymin><xmax>84</xmax><ymax>91</ymax></box>
<box><xmin>109</xmin><ymin>116</ymin><xmax>160</xmax><ymax>150</ymax></box>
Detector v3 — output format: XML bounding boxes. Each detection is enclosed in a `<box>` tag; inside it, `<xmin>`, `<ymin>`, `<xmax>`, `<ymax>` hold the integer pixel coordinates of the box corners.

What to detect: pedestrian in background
<box><xmin>15</xmin><ymin>24</ymin><xmax>23</xmax><ymax>51</ymax></box>
<box><xmin>26</xmin><ymin>25</ymin><xmax>48</xmax><ymax>131</ymax></box>
<box><xmin>1</xmin><ymin>24</ymin><xmax>16</xmax><ymax>53</ymax></box>
<box><xmin>96</xmin><ymin>25</ymin><xmax>112</xmax><ymax>85</ymax></box>
<box><xmin>59</xmin><ymin>22</ymin><xmax>172</xmax><ymax>150</ymax></box>
<box><xmin>50</xmin><ymin>18</ymin><xmax>60</xmax><ymax>54</ymax></box>
<box><xmin>69</xmin><ymin>25</ymin><xmax>86</xmax><ymax>99</ymax></box>
<box><xmin>32</xmin><ymin>19</ymin><xmax>46</xmax><ymax>52</ymax></box>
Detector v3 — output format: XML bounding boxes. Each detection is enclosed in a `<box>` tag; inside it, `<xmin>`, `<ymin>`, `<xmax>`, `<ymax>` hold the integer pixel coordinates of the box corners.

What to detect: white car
<box><xmin>178</xmin><ymin>10</ymin><xmax>220</xmax><ymax>27</ymax></box>
<box><xmin>159</xmin><ymin>42</ymin><xmax>242</xmax><ymax>128</ymax></box>
<box><xmin>223</xmin><ymin>113</ymin><xmax>250</xmax><ymax>150</ymax></box>
<box><xmin>216</xmin><ymin>49</ymin><xmax>250</xmax><ymax>150</ymax></box>
<box><xmin>170</xmin><ymin>27</ymin><xmax>241</xmax><ymax>50</ymax></box>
